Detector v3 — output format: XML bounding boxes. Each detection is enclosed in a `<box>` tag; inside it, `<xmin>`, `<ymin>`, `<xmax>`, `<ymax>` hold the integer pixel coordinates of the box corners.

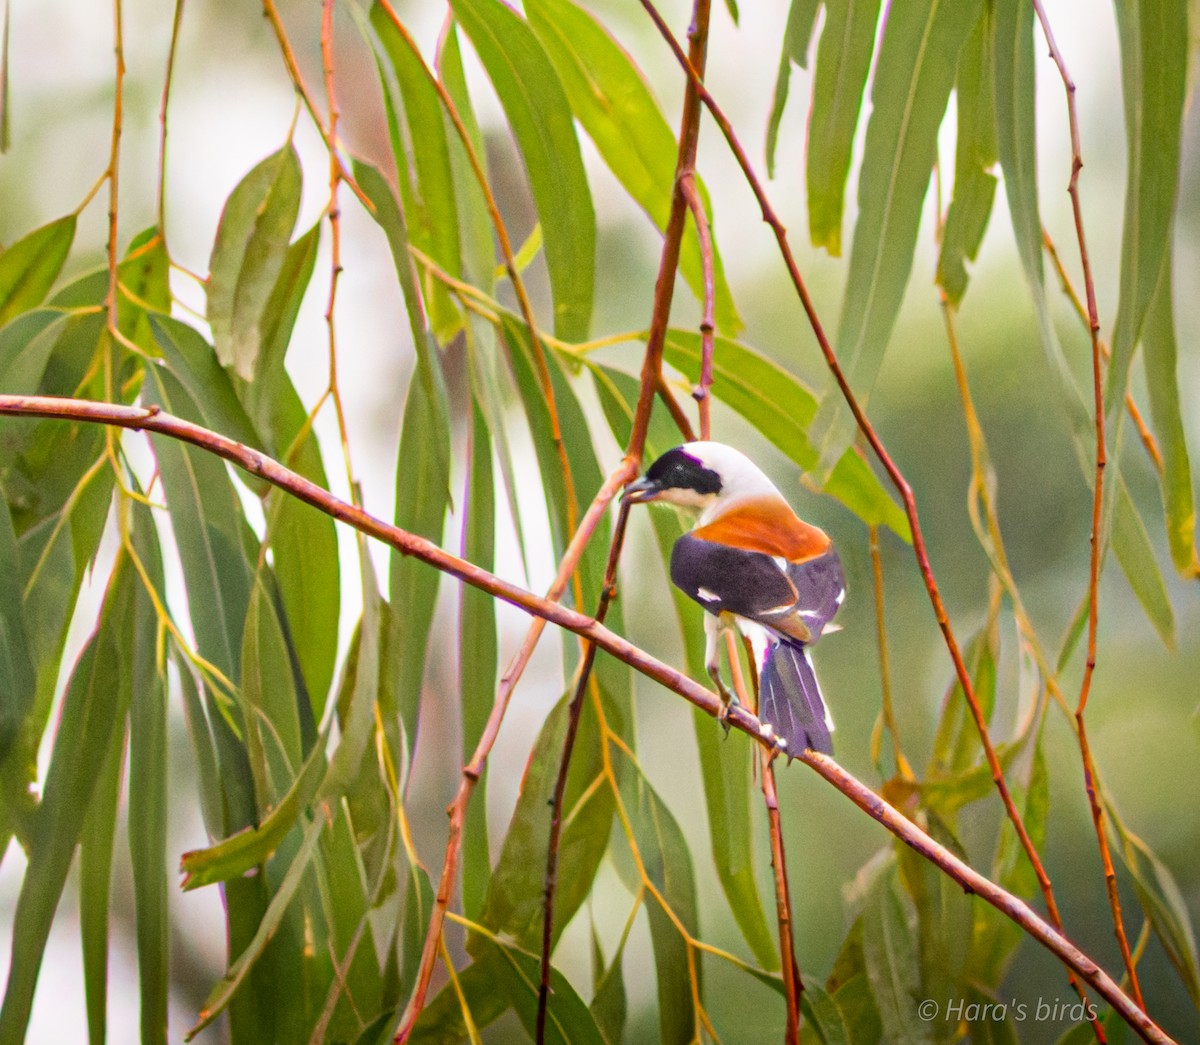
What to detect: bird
<box><xmin>623</xmin><ymin>441</ymin><xmax>844</xmax><ymax>756</ymax></box>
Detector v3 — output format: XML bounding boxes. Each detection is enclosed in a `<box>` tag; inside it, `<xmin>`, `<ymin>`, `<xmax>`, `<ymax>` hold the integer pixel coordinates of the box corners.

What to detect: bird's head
<box><xmin>623</xmin><ymin>442</ymin><xmax>777</xmax><ymax>517</ymax></box>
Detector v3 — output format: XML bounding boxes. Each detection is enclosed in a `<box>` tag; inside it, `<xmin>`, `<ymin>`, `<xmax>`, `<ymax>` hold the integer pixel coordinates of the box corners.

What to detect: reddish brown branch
<box><xmin>537</xmin><ymin>501</ymin><xmax>633</xmax><ymax>1043</ymax></box>
<box><xmin>729</xmin><ymin>632</ymin><xmax>801</xmax><ymax>1043</ymax></box>
<box><xmin>679</xmin><ymin>174</ymin><xmax>715</xmax><ymax>441</ymax></box>
<box><xmin>1033</xmin><ymin>0</ymin><xmax>1144</xmax><ymax>1012</ymax></box>
<box><xmin>625</xmin><ymin>0</ymin><xmax>713</xmax><ymax>463</ymax></box>
<box><xmin>0</xmin><ymin>394</ymin><xmax>1172</xmax><ymax>1044</ymax></box>
<box><xmin>394</xmin><ymin>462</ymin><xmax>634</xmax><ymax>1042</ymax></box>
<box><xmin>637</xmin><ymin>0</ymin><xmax>1073</xmax><ymax>1000</ymax></box>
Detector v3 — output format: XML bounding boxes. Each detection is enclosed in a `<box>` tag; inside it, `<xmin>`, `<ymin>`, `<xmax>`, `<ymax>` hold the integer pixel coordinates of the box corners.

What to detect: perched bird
<box><xmin>624</xmin><ymin>442</ymin><xmax>844</xmax><ymax>756</ymax></box>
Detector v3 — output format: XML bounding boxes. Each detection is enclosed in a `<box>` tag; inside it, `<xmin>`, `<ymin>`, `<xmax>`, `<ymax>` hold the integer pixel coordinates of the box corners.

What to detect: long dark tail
<box><xmin>759</xmin><ymin>639</ymin><xmax>833</xmax><ymax>756</ymax></box>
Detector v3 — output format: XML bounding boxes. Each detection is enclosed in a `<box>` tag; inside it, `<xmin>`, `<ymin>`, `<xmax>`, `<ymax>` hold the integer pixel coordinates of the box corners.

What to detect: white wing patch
<box><xmin>696</xmin><ymin>586</ymin><xmax>721</xmax><ymax>603</ymax></box>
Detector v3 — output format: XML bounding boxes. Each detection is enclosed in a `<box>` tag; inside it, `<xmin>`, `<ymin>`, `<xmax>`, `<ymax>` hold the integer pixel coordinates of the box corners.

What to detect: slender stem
<box><xmin>637</xmin><ymin>0</ymin><xmax>1069</xmax><ymax>1003</ymax></box>
<box><xmin>537</xmin><ymin>502</ymin><xmax>633</xmax><ymax>1043</ymax></box>
<box><xmin>679</xmin><ymin>173</ymin><xmax>715</xmax><ymax>441</ymax></box>
<box><xmin>261</xmin><ymin>0</ymin><xmax>371</xmax><ymax>209</ymax></box>
<box><xmin>625</xmin><ymin>0</ymin><xmax>713</xmax><ymax>462</ymax></box>
<box><xmin>155</xmin><ymin>0</ymin><xmax>185</xmax><ymax>236</ymax></box>
<box><xmin>1032</xmin><ymin>0</ymin><xmax>1144</xmax><ymax>1012</ymax></box>
<box><xmin>393</xmin><ymin>463</ymin><xmax>634</xmax><ymax>1043</ymax></box>
<box><xmin>0</xmin><ymin>394</ymin><xmax>1172</xmax><ymax>1044</ymax></box>
<box><xmin>727</xmin><ymin>632</ymin><xmax>801</xmax><ymax>1042</ymax></box>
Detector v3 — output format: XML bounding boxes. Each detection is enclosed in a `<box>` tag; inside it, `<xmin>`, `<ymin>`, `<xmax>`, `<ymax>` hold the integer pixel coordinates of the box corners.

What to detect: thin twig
<box><xmin>0</xmin><ymin>396</ymin><xmax>1173</xmax><ymax>1043</ymax></box>
<box><xmin>155</xmin><ymin>0</ymin><xmax>185</xmax><ymax>236</ymax></box>
<box><xmin>261</xmin><ymin>0</ymin><xmax>371</xmax><ymax>209</ymax></box>
<box><xmin>376</xmin><ymin>6</ymin><xmax>583</xmax><ymax>602</ymax></box>
<box><xmin>320</xmin><ymin>0</ymin><xmax>358</xmax><ymax>504</ymax></box>
<box><xmin>941</xmin><ymin>292</ymin><xmax>1106</xmax><ymax>1035</ymax></box>
<box><xmin>1042</xmin><ymin>228</ymin><xmax>1162</xmax><ymax>471</ymax></box>
<box><xmin>637</xmin><ymin>0</ymin><xmax>1070</xmax><ymax>1000</ymax></box>
<box><xmin>537</xmin><ymin>501</ymin><xmax>633</xmax><ymax>1043</ymax></box>
<box><xmin>393</xmin><ymin>462</ymin><xmax>635</xmax><ymax>1042</ymax></box>
<box><xmin>1032</xmin><ymin>0</ymin><xmax>1144</xmax><ymax>1011</ymax></box>
<box><xmin>625</xmin><ymin>0</ymin><xmax>713</xmax><ymax>462</ymax></box>
<box><xmin>727</xmin><ymin>632</ymin><xmax>801</xmax><ymax>1042</ymax></box>
<box><xmin>679</xmin><ymin>174</ymin><xmax>715</xmax><ymax>440</ymax></box>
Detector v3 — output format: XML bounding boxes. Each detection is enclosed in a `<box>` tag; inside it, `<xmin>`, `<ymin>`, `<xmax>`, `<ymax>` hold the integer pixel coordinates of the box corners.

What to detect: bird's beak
<box><xmin>622</xmin><ymin>476</ymin><xmax>660</xmax><ymax>503</ymax></box>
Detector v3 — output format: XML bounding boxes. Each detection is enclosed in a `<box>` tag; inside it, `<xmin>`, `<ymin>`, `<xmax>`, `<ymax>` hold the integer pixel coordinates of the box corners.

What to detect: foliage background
<box><xmin>0</xmin><ymin>0</ymin><xmax>1197</xmax><ymax>1042</ymax></box>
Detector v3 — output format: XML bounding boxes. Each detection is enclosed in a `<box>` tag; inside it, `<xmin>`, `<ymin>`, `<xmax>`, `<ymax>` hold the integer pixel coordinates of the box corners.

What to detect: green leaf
<box><xmin>661</xmin><ymin>331</ymin><xmax>910</xmax><ymax>539</ymax></box>
<box><xmin>1141</xmin><ymin>255</ymin><xmax>1196</xmax><ymax>575</ymax></box>
<box><xmin>799</xmin><ymin>978</ymin><xmax>852</xmax><ymax>1045</ymax></box>
<box><xmin>1111</xmin><ymin>475</ymin><xmax>1174</xmax><ymax>648</ymax></box>
<box><xmin>478</xmin><ymin>692</ymin><xmax>613</xmax><ymax>952</ymax></box>
<box><xmin>617</xmin><ymin>748</ymin><xmax>699</xmax><ymax>1045</ymax></box>
<box><xmin>0</xmin><ymin>215</ymin><xmax>76</xmax><ymax>326</ymax></box>
<box><xmin>807</xmin><ymin>0</ymin><xmax>882</xmax><ymax>255</ymax></box>
<box><xmin>766</xmin><ymin>0</ymin><xmax>821</xmax><ymax>177</ymax></box>
<box><xmin>387</xmin><ymin>359</ymin><xmax>451</xmax><ymax>757</ymax></box>
<box><xmin>937</xmin><ymin>4</ymin><xmax>998</xmax><ymax>304</ymax></box>
<box><xmin>241</xmin><ymin>222</ymin><xmax>320</xmax><ymax>434</ymax></box>
<box><xmin>207</xmin><ymin>144</ymin><xmax>303</xmax><ymax>380</ymax></box>
<box><xmin>928</xmin><ymin>611</ymin><xmax>998</xmax><ymax>778</ymax></box>
<box><xmin>461</xmin><ymin>400</ymin><xmax>497</xmax><ymax>920</ymax></box>
<box><xmin>0</xmin><ymin>560</ymin><xmax>131</xmax><ymax>1040</ymax></box>
<box><xmin>150</xmin><ymin>315</ymin><xmax>264</xmax><ymax>456</ymax></box>
<box><xmin>0</xmin><ymin>497</ymin><xmax>34</xmax><ymax>761</ymax></box>
<box><xmin>815</xmin><ymin>0</ymin><xmax>982</xmax><ymax>465</ymax></box>
<box><xmin>524</xmin><ymin>0</ymin><xmax>741</xmax><ymax>335</ymax></box>
<box><xmin>144</xmin><ymin>365</ymin><xmax>254</xmax><ymax>680</ymax></box>
<box><xmin>861</xmin><ymin>861</ymin><xmax>934</xmax><ymax>1044</ymax></box>
<box><xmin>590</xmin><ymin>924</ymin><xmax>627</xmax><ymax>1045</ymax></box>
<box><xmin>187</xmin><ymin>811</ymin><xmax>326</xmax><ymax>1038</ymax></box>
<box><xmin>1108</xmin><ymin>807</ymin><xmax>1200</xmax><ymax>1008</ymax></box>
<box><xmin>369</xmin><ymin>2</ymin><xmax>464</xmax><ymax>343</ymax></box>
<box><xmin>125</xmin><ymin>502</ymin><xmax>170</xmax><ymax>1045</ymax></box>
<box><xmin>451</xmin><ymin>0</ymin><xmax>595</xmax><ymax>342</ymax></box>
<box><xmin>79</xmin><ymin>691</ymin><xmax>127</xmax><ymax>1045</ymax></box>
<box><xmin>1105</xmin><ymin>0</ymin><xmax>1189</xmax><ymax>424</ymax></box>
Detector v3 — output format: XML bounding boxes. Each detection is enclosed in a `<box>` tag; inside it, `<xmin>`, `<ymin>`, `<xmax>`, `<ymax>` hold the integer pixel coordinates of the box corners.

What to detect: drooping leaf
<box><xmin>617</xmin><ymin>748</ymin><xmax>699</xmax><ymax>1045</ymax></box>
<box><xmin>460</xmin><ymin>399</ymin><xmax>497</xmax><ymax>920</ymax></box>
<box><xmin>524</xmin><ymin>0</ymin><xmax>741</xmax><ymax>335</ymax></box>
<box><xmin>369</xmin><ymin>2</ymin><xmax>463</xmax><ymax>342</ymax></box>
<box><xmin>0</xmin><ymin>215</ymin><xmax>76</xmax><ymax>327</ymax></box>
<box><xmin>928</xmin><ymin>611</ymin><xmax>999</xmax><ymax>779</ymax></box>
<box><xmin>1141</xmin><ymin>255</ymin><xmax>1196</xmax><ymax>575</ymax></box>
<box><xmin>937</xmin><ymin>3</ymin><xmax>998</xmax><ymax>304</ymax></box>
<box><xmin>125</xmin><ymin>501</ymin><xmax>171</xmax><ymax>1045</ymax></box>
<box><xmin>477</xmin><ymin>691</ymin><xmax>613</xmax><ymax>953</ymax></box>
<box><xmin>799</xmin><ymin>978</ymin><xmax>852</xmax><ymax>1045</ymax></box>
<box><xmin>766</xmin><ymin>0</ymin><xmax>821</xmax><ymax>177</ymax></box>
<box><xmin>1111</xmin><ymin>475</ymin><xmax>1174</xmax><ymax>648</ymax></box>
<box><xmin>207</xmin><ymin>144</ymin><xmax>303</xmax><ymax>380</ymax></box>
<box><xmin>0</xmin><ymin>496</ymin><xmax>34</xmax><ymax>762</ymax></box>
<box><xmin>1105</xmin><ymin>0</ymin><xmax>1189</xmax><ymax>425</ymax></box>
<box><xmin>814</xmin><ymin>0</ymin><xmax>983</xmax><ymax>465</ymax></box>
<box><xmin>1108</xmin><ymin>805</ymin><xmax>1200</xmax><ymax>1008</ymax></box>
<box><xmin>590</xmin><ymin>923</ymin><xmax>628</xmax><ymax>1045</ymax></box>
<box><xmin>807</xmin><ymin>0</ymin><xmax>882</xmax><ymax>255</ymax></box>
<box><xmin>861</xmin><ymin>860</ymin><xmax>934</xmax><ymax>1044</ymax></box>
<box><xmin>451</xmin><ymin>0</ymin><xmax>595</xmax><ymax>342</ymax></box>
<box><xmin>143</xmin><ymin>364</ymin><xmax>254</xmax><ymax>680</ymax></box>
<box><xmin>0</xmin><ymin>559</ymin><xmax>132</xmax><ymax>1040</ymax></box>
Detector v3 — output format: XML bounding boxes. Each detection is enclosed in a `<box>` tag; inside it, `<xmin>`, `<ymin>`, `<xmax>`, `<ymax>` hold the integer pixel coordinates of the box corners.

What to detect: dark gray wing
<box><xmin>785</xmin><ymin>549</ymin><xmax>845</xmax><ymax>640</ymax></box>
<box><xmin>669</xmin><ymin>533</ymin><xmax>797</xmax><ymax>619</ymax></box>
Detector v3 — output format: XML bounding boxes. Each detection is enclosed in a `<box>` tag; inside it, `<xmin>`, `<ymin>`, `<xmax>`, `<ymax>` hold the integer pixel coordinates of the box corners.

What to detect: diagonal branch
<box><xmin>636</xmin><ymin>0</ymin><xmax>1079</xmax><ymax>1010</ymax></box>
<box><xmin>0</xmin><ymin>393</ymin><xmax>1173</xmax><ymax>1045</ymax></box>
